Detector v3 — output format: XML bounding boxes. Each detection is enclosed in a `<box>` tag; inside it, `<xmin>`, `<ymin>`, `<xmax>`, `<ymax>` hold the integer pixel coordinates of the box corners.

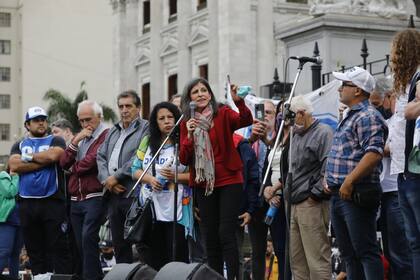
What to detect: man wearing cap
<box><xmin>8</xmin><ymin>106</ymin><xmax>72</xmax><ymax>276</ymax></box>
<box><xmin>326</xmin><ymin>67</ymin><xmax>387</xmax><ymax>279</ymax></box>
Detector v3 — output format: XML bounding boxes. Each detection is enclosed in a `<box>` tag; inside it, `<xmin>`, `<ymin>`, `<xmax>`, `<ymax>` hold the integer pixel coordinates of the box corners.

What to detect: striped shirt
<box><xmin>326</xmin><ymin>99</ymin><xmax>387</xmax><ymax>186</ymax></box>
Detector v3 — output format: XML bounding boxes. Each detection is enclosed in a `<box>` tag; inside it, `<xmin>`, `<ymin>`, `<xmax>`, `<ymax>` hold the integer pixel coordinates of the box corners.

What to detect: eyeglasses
<box><xmin>340</xmin><ymin>82</ymin><xmax>357</xmax><ymax>88</ymax></box>
<box><xmin>79</xmin><ymin>117</ymin><xmax>93</xmax><ymax>124</ymax></box>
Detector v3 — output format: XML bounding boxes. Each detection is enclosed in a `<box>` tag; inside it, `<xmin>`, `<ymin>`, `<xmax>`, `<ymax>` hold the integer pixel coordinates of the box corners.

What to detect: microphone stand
<box><xmin>126</xmin><ymin>114</ymin><xmax>184</xmax><ymax>198</ymax></box>
<box><xmin>258</xmin><ymin>61</ymin><xmax>304</xmax><ymax>197</ymax></box>
<box><xmin>172</xmin><ymin>125</ymin><xmax>180</xmax><ymax>261</ymax></box>
<box><xmin>257</xmin><ymin>60</ymin><xmax>306</xmax><ymax>280</ymax></box>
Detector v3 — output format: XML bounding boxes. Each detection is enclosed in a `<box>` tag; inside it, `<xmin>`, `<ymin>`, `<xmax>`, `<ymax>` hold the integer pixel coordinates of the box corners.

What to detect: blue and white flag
<box><xmin>305</xmin><ymin>80</ymin><xmax>341</xmax><ymax>130</ymax></box>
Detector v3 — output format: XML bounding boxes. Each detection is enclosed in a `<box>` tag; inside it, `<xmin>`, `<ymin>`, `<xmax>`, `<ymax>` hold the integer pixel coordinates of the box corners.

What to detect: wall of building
<box><xmin>0</xmin><ymin>0</ymin><xmax>21</xmax><ymax>161</ymax></box>
<box><xmin>19</xmin><ymin>0</ymin><xmax>115</xmax><ymax>124</ymax></box>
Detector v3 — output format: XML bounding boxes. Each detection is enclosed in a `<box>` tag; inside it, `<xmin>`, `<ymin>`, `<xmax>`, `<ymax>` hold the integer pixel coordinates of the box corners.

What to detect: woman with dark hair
<box><xmin>390</xmin><ymin>28</ymin><xmax>420</xmax><ymax>278</ymax></box>
<box><xmin>179</xmin><ymin>78</ymin><xmax>253</xmax><ymax>279</ymax></box>
<box><xmin>131</xmin><ymin>102</ymin><xmax>192</xmax><ymax>270</ymax></box>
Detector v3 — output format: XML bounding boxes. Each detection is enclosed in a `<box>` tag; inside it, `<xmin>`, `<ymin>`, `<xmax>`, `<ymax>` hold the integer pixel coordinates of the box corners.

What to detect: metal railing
<box><xmin>322</xmin><ymin>54</ymin><xmax>390</xmax><ymax>85</ymax></box>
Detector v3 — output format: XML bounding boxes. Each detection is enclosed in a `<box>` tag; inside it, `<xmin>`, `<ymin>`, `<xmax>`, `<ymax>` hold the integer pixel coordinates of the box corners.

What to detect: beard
<box><xmin>30</xmin><ymin>129</ymin><xmax>47</xmax><ymax>137</ymax></box>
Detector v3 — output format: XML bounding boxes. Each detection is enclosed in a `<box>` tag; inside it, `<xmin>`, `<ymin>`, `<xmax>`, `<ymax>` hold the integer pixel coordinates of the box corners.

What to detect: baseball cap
<box><xmin>333</xmin><ymin>66</ymin><xmax>375</xmax><ymax>94</ymax></box>
<box><xmin>25</xmin><ymin>106</ymin><xmax>48</xmax><ymax>122</ymax></box>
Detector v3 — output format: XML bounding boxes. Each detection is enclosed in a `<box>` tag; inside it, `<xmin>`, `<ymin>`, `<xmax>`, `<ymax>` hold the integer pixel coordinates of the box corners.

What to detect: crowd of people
<box><xmin>0</xmin><ymin>28</ymin><xmax>420</xmax><ymax>280</ymax></box>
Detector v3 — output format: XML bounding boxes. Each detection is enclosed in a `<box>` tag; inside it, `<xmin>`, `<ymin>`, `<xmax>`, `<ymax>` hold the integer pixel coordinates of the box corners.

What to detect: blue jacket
<box><xmin>236</xmin><ymin>139</ymin><xmax>259</xmax><ymax>215</ymax></box>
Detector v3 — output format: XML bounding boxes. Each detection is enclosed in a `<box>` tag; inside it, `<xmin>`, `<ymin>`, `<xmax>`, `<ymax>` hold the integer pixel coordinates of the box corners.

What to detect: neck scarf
<box><xmin>193</xmin><ymin>105</ymin><xmax>215</xmax><ymax>195</ymax></box>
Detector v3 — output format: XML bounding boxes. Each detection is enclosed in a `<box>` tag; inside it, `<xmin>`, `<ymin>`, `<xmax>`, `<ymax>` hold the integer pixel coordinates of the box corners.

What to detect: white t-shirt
<box><xmin>380</xmin><ymin>157</ymin><xmax>398</xmax><ymax>192</ymax></box>
<box><xmin>140</xmin><ymin>144</ymin><xmax>187</xmax><ymax>222</ymax></box>
<box><xmin>268</xmin><ymin>146</ymin><xmax>284</xmax><ymax>185</ymax></box>
<box><xmin>388</xmin><ymin>92</ymin><xmax>408</xmax><ymax>175</ymax></box>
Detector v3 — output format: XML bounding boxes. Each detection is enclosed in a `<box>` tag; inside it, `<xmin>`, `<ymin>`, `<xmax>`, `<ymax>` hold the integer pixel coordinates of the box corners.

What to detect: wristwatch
<box><xmin>21</xmin><ymin>153</ymin><xmax>33</xmax><ymax>162</ymax></box>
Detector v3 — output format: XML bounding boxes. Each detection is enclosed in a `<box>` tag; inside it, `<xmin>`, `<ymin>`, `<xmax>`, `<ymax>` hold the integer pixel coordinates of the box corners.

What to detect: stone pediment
<box><xmin>135</xmin><ymin>48</ymin><xmax>151</xmax><ymax>66</ymax></box>
<box><xmin>188</xmin><ymin>26</ymin><xmax>208</xmax><ymax>47</ymax></box>
<box><xmin>160</xmin><ymin>38</ymin><xmax>178</xmax><ymax>57</ymax></box>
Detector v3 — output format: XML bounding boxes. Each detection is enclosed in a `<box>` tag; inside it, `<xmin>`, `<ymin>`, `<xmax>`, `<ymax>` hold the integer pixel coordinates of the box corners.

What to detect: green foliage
<box><xmin>43</xmin><ymin>81</ymin><xmax>117</xmax><ymax>132</ymax></box>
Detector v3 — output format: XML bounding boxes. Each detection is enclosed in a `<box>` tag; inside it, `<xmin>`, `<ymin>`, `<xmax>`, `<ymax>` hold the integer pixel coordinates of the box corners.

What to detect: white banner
<box><xmin>232</xmin><ymin>80</ymin><xmax>341</xmax><ymax>137</ymax></box>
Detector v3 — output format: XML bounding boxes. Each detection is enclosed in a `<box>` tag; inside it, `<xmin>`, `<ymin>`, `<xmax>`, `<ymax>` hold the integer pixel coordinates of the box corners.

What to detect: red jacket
<box><xmin>60</xmin><ymin>129</ymin><xmax>109</xmax><ymax>201</ymax></box>
<box><xmin>180</xmin><ymin>99</ymin><xmax>253</xmax><ymax>188</ymax></box>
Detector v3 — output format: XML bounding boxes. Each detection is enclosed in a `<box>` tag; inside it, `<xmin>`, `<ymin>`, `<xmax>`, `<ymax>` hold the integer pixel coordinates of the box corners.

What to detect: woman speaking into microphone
<box><xmin>179</xmin><ymin>78</ymin><xmax>253</xmax><ymax>279</ymax></box>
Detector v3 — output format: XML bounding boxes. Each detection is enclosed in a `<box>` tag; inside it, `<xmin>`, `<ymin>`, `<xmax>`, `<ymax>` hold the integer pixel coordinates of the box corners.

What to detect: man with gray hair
<box><xmin>97</xmin><ymin>90</ymin><xmax>149</xmax><ymax>263</ymax></box>
<box><xmin>59</xmin><ymin>100</ymin><xmax>109</xmax><ymax>280</ymax></box>
<box><xmin>286</xmin><ymin>95</ymin><xmax>333</xmax><ymax>280</ymax></box>
<box><xmin>371</xmin><ymin>77</ymin><xmax>414</xmax><ymax>279</ymax></box>
<box><xmin>51</xmin><ymin>119</ymin><xmax>75</xmax><ymax>145</ymax></box>
<box><xmin>369</xmin><ymin>76</ymin><xmax>394</xmax><ymax>119</ymax></box>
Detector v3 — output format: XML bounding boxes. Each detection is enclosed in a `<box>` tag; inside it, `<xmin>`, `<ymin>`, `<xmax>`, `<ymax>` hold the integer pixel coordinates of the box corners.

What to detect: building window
<box><xmin>168</xmin><ymin>0</ymin><xmax>177</xmax><ymax>23</ymax></box>
<box><xmin>197</xmin><ymin>0</ymin><xmax>207</xmax><ymax>11</ymax></box>
<box><xmin>168</xmin><ymin>74</ymin><xmax>178</xmax><ymax>100</ymax></box>
<box><xmin>0</xmin><ymin>40</ymin><xmax>11</xmax><ymax>54</ymax></box>
<box><xmin>286</xmin><ymin>0</ymin><xmax>308</xmax><ymax>3</ymax></box>
<box><xmin>0</xmin><ymin>67</ymin><xmax>10</xmax><ymax>81</ymax></box>
<box><xmin>0</xmin><ymin>95</ymin><xmax>10</xmax><ymax>109</ymax></box>
<box><xmin>143</xmin><ymin>0</ymin><xmax>151</xmax><ymax>33</ymax></box>
<box><xmin>142</xmin><ymin>83</ymin><xmax>150</xmax><ymax>120</ymax></box>
<box><xmin>199</xmin><ymin>64</ymin><xmax>208</xmax><ymax>80</ymax></box>
<box><xmin>0</xmin><ymin>13</ymin><xmax>11</xmax><ymax>27</ymax></box>
<box><xmin>0</xmin><ymin>124</ymin><xmax>10</xmax><ymax>141</ymax></box>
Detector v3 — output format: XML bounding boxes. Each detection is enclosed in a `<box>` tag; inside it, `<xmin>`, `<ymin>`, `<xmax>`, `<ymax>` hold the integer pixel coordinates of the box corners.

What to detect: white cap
<box><xmin>332</xmin><ymin>66</ymin><xmax>375</xmax><ymax>94</ymax></box>
<box><xmin>25</xmin><ymin>106</ymin><xmax>48</xmax><ymax>122</ymax></box>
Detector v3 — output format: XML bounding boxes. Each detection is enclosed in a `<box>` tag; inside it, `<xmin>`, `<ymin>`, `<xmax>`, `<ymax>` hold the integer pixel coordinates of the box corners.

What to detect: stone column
<box><xmin>110</xmin><ymin>0</ymin><xmax>126</xmax><ymax>94</ymax></box>
<box><xmin>257</xmin><ymin>0</ymin><xmax>274</xmax><ymax>92</ymax></box>
<box><xmin>177</xmin><ymin>0</ymin><xmax>193</xmax><ymax>93</ymax></box>
<box><xmin>124</xmin><ymin>0</ymin><xmax>139</xmax><ymax>91</ymax></box>
<box><xmin>149</xmin><ymin>0</ymin><xmax>163</xmax><ymax>106</ymax></box>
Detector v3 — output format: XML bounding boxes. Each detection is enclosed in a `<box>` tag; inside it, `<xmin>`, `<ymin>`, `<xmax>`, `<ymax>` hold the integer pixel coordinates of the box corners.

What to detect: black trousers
<box><xmin>18</xmin><ymin>198</ymin><xmax>72</xmax><ymax>275</ymax></box>
<box><xmin>196</xmin><ymin>184</ymin><xmax>242</xmax><ymax>280</ymax></box>
<box><xmin>108</xmin><ymin>195</ymin><xmax>133</xmax><ymax>263</ymax></box>
<box><xmin>248</xmin><ymin>203</ymin><xmax>291</xmax><ymax>280</ymax></box>
<box><xmin>138</xmin><ymin>221</ymin><xmax>189</xmax><ymax>271</ymax></box>
<box><xmin>248</xmin><ymin>205</ymin><xmax>268</xmax><ymax>280</ymax></box>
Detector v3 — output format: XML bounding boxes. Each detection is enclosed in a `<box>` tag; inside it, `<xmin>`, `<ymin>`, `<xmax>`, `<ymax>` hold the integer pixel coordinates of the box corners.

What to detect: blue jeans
<box><xmin>398</xmin><ymin>174</ymin><xmax>420</xmax><ymax>279</ymax></box>
<box><xmin>379</xmin><ymin>191</ymin><xmax>413</xmax><ymax>279</ymax></box>
<box><xmin>0</xmin><ymin>223</ymin><xmax>23</xmax><ymax>278</ymax></box>
<box><xmin>71</xmin><ymin>197</ymin><xmax>105</xmax><ymax>280</ymax></box>
<box><xmin>330</xmin><ymin>194</ymin><xmax>384</xmax><ymax>280</ymax></box>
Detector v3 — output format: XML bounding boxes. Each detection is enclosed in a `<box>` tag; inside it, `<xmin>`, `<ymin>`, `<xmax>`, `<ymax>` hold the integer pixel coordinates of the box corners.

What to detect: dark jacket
<box><xmin>234</xmin><ymin>136</ymin><xmax>259</xmax><ymax>215</ymax></box>
<box><xmin>97</xmin><ymin>118</ymin><xmax>149</xmax><ymax>196</ymax></box>
<box><xmin>405</xmin><ymin>71</ymin><xmax>420</xmax><ymax>175</ymax></box>
<box><xmin>286</xmin><ymin>120</ymin><xmax>333</xmax><ymax>204</ymax></box>
<box><xmin>60</xmin><ymin>129</ymin><xmax>109</xmax><ymax>201</ymax></box>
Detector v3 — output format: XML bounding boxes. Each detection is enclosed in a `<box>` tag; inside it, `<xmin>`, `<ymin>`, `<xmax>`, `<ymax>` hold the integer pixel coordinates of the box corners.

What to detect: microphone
<box><xmin>189</xmin><ymin>101</ymin><xmax>196</xmax><ymax>119</ymax></box>
<box><xmin>290</xmin><ymin>56</ymin><xmax>323</xmax><ymax>65</ymax></box>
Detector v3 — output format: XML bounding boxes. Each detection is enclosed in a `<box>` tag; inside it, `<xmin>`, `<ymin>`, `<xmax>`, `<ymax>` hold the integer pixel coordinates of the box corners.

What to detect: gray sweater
<box><xmin>97</xmin><ymin>118</ymin><xmax>149</xmax><ymax>197</ymax></box>
<box><xmin>286</xmin><ymin>119</ymin><xmax>333</xmax><ymax>204</ymax></box>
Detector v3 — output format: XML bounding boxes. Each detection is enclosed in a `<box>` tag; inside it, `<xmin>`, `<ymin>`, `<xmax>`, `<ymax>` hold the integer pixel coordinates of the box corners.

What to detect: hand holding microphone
<box><xmin>187</xmin><ymin>101</ymin><xmax>198</xmax><ymax>138</ymax></box>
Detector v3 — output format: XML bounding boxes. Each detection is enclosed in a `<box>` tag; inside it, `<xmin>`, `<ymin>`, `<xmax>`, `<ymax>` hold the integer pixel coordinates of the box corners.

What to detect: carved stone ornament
<box><xmin>309</xmin><ymin>0</ymin><xmax>416</xmax><ymax>19</ymax></box>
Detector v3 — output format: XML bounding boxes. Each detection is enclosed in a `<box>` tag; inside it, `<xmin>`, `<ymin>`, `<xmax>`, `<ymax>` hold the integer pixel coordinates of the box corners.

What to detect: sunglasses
<box><xmin>341</xmin><ymin>82</ymin><xmax>357</xmax><ymax>88</ymax></box>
